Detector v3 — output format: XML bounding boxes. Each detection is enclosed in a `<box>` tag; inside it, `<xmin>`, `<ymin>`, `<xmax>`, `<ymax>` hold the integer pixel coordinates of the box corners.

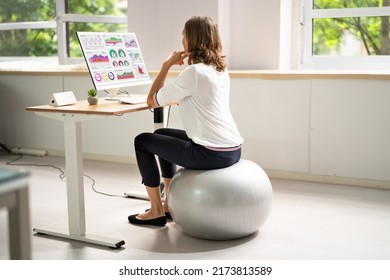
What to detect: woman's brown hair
<box><xmin>184</xmin><ymin>16</ymin><xmax>226</xmax><ymax>72</ymax></box>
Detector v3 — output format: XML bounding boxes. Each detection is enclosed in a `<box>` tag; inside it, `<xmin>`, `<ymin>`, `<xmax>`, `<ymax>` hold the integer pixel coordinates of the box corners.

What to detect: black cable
<box><xmin>0</xmin><ymin>104</ymin><xmax>173</xmax><ymax>199</ymax></box>
<box><xmin>0</xmin><ymin>143</ymin><xmax>11</xmax><ymax>153</ymax></box>
<box><xmin>1</xmin><ymin>153</ymin><xmax>125</xmax><ymax>198</ymax></box>
<box><xmin>104</xmin><ymin>89</ymin><xmax>130</xmax><ymax>96</ymax></box>
<box><xmin>5</xmin><ymin>154</ymin><xmax>66</xmax><ymax>181</ymax></box>
<box><xmin>83</xmin><ymin>173</ymin><xmax>125</xmax><ymax>198</ymax></box>
<box><xmin>118</xmin><ymin>89</ymin><xmax>130</xmax><ymax>96</ymax></box>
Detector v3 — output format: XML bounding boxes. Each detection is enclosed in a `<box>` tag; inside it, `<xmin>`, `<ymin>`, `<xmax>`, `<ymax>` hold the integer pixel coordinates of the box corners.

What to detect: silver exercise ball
<box><xmin>168</xmin><ymin>160</ymin><xmax>273</xmax><ymax>240</ymax></box>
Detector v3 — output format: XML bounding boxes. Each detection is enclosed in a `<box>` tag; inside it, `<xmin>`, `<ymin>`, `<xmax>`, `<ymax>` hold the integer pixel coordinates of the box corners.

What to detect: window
<box><xmin>301</xmin><ymin>0</ymin><xmax>390</xmax><ymax>69</ymax></box>
<box><xmin>0</xmin><ymin>0</ymin><xmax>127</xmax><ymax>64</ymax></box>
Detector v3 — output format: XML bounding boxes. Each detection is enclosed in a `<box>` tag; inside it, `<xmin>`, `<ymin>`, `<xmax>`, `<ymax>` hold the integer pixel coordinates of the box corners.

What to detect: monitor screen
<box><xmin>76</xmin><ymin>32</ymin><xmax>151</xmax><ymax>93</ymax></box>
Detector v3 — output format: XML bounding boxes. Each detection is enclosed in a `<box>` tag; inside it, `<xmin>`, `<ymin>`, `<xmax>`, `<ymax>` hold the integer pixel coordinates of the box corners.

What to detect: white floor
<box><xmin>1</xmin><ymin>154</ymin><xmax>390</xmax><ymax>260</ymax></box>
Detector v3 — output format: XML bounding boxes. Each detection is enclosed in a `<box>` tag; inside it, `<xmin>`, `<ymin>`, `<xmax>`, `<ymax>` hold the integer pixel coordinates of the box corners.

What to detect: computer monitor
<box><xmin>76</xmin><ymin>31</ymin><xmax>151</xmax><ymax>96</ymax></box>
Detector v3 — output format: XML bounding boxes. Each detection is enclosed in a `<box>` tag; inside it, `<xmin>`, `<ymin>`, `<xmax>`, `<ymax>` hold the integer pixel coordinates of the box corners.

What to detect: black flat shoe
<box><xmin>128</xmin><ymin>214</ymin><xmax>167</xmax><ymax>227</ymax></box>
<box><xmin>145</xmin><ymin>209</ymin><xmax>172</xmax><ymax>220</ymax></box>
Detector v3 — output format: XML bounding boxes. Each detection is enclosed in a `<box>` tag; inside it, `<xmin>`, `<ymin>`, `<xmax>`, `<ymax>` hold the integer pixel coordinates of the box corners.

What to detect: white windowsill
<box><xmin>0</xmin><ymin>61</ymin><xmax>390</xmax><ymax>80</ymax></box>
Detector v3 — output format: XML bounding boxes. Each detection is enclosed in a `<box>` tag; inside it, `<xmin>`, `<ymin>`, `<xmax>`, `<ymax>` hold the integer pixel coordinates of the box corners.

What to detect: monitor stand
<box><xmin>106</xmin><ymin>88</ymin><xmax>119</xmax><ymax>97</ymax></box>
<box><xmin>105</xmin><ymin>88</ymin><xmax>129</xmax><ymax>99</ymax></box>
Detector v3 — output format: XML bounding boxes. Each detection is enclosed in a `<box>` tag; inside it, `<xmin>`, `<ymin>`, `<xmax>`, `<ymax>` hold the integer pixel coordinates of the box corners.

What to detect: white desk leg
<box><xmin>34</xmin><ymin>116</ymin><xmax>125</xmax><ymax>248</ymax></box>
<box><xmin>64</xmin><ymin>119</ymin><xmax>86</xmax><ymax>235</ymax></box>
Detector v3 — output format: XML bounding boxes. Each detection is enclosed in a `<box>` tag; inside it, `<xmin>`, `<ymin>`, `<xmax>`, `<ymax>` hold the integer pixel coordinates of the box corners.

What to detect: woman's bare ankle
<box><xmin>162</xmin><ymin>203</ymin><xmax>169</xmax><ymax>213</ymax></box>
<box><xmin>137</xmin><ymin>209</ymin><xmax>164</xmax><ymax>220</ymax></box>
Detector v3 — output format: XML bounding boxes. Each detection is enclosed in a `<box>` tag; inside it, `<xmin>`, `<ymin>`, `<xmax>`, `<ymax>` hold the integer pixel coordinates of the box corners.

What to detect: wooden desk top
<box><xmin>26</xmin><ymin>99</ymin><xmax>149</xmax><ymax>115</ymax></box>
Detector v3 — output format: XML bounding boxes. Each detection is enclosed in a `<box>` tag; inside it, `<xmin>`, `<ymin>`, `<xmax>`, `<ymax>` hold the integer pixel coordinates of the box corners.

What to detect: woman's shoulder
<box><xmin>179</xmin><ymin>63</ymin><xmax>220</xmax><ymax>80</ymax></box>
<box><xmin>190</xmin><ymin>63</ymin><xmax>212</xmax><ymax>70</ymax></box>
<box><xmin>188</xmin><ymin>63</ymin><xmax>227</xmax><ymax>75</ymax></box>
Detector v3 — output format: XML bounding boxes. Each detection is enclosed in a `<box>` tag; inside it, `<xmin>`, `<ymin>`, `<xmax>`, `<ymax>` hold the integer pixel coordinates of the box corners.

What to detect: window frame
<box><xmin>301</xmin><ymin>0</ymin><xmax>390</xmax><ymax>70</ymax></box>
<box><xmin>0</xmin><ymin>0</ymin><xmax>128</xmax><ymax>64</ymax></box>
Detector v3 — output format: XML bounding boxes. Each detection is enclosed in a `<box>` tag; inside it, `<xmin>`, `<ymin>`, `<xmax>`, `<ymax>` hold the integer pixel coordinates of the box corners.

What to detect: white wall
<box><xmin>310</xmin><ymin>80</ymin><xmax>390</xmax><ymax>181</ymax></box>
<box><xmin>0</xmin><ymin>74</ymin><xmax>155</xmax><ymax>161</ymax></box>
<box><xmin>128</xmin><ymin>0</ymin><xmax>219</xmax><ymax>70</ymax></box>
<box><xmin>230</xmin><ymin>0</ymin><xmax>281</xmax><ymax>69</ymax></box>
<box><xmin>1</xmin><ymin>73</ymin><xmax>389</xmax><ymax>188</ymax></box>
<box><xmin>128</xmin><ymin>0</ymin><xmax>283</xmax><ymax>70</ymax></box>
<box><xmin>1</xmin><ymin>1</ymin><xmax>389</xmax><ymax>187</ymax></box>
<box><xmin>231</xmin><ymin>79</ymin><xmax>311</xmax><ymax>173</ymax></box>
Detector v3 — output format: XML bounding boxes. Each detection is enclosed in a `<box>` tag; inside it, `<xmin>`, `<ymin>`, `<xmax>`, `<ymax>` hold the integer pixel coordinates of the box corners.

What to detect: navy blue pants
<box><xmin>134</xmin><ymin>128</ymin><xmax>241</xmax><ymax>187</ymax></box>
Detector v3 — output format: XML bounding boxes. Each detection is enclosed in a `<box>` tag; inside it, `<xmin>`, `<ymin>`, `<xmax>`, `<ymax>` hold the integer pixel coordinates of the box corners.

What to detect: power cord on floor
<box><xmin>0</xmin><ymin>143</ymin><xmax>11</xmax><ymax>153</ymax></box>
<box><xmin>0</xmin><ymin>148</ymin><xmax>125</xmax><ymax>198</ymax></box>
<box><xmin>6</xmin><ymin>154</ymin><xmax>66</xmax><ymax>180</ymax></box>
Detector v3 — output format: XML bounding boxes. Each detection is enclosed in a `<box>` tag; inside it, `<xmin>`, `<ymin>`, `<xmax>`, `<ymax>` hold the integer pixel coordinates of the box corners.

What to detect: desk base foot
<box><xmin>33</xmin><ymin>227</ymin><xmax>125</xmax><ymax>249</ymax></box>
<box><xmin>124</xmin><ymin>185</ymin><xmax>166</xmax><ymax>202</ymax></box>
<box><xmin>124</xmin><ymin>191</ymin><xmax>149</xmax><ymax>200</ymax></box>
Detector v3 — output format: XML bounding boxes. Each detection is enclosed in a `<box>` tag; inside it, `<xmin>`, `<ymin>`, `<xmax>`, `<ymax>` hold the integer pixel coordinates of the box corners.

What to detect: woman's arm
<box><xmin>147</xmin><ymin>51</ymin><xmax>188</xmax><ymax>108</ymax></box>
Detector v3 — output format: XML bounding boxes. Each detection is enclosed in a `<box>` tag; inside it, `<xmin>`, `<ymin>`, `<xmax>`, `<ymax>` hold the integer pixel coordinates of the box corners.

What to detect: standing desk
<box><xmin>26</xmin><ymin>99</ymin><xmax>154</xmax><ymax>248</ymax></box>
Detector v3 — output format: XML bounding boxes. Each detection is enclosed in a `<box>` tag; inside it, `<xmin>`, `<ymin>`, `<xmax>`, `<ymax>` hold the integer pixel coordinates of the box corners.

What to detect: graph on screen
<box><xmin>77</xmin><ymin>32</ymin><xmax>151</xmax><ymax>92</ymax></box>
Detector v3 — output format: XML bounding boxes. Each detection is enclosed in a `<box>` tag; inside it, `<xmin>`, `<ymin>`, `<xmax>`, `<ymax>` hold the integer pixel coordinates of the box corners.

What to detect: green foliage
<box><xmin>0</xmin><ymin>0</ymin><xmax>55</xmax><ymax>22</ymax></box>
<box><xmin>87</xmin><ymin>88</ymin><xmax>97</xmax><ymax>97</ymax></box>
<box><xmin>2</xmin><ymin>1</ymin><xmax>389</xmax><ymax>58</ymax></box>
<box><xmin>0</xmin><ymin>0</ymin><xmax>124</xmax><ymax>57</ymax></box>
<box><xmin>68</xmin><ymin>22</ymin><xmax>127</xmax><ymax>57</ymax></box>
<box><xmin>313</xmin><ymin>0</ymin><xmax>390</xmax><ymax>55</ymax></box>
<box><xmin>68</xmin><ymin>0</ymin><xmax>124</xmax><ymax>16</ymax></box>
<box><xmin>0</xmin><ymin>0</ymin><xmax>56</xmax><ymax>56</ymax></box>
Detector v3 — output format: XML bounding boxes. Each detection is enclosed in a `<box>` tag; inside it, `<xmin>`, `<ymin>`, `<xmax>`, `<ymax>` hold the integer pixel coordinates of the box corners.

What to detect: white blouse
<box><xmin>155</xmin><ymin>63</ymin><xmax>243</xmax><ymax>148</ymax></box>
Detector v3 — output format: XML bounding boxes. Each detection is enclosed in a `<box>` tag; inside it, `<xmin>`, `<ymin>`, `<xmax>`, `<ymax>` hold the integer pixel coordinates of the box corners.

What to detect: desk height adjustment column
<box><xmin>153</xmin><ymin>107</ymin><xmax>164</xmax><ymax>129</ymax></box>
<box><xmin>63</xmin><ymin>118</ymin><xmax>85</xmax><ymax>236</ymax></box>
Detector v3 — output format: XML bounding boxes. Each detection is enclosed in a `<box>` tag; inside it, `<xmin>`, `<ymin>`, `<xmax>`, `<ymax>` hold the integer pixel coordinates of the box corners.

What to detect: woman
<box><xmin>128</xmin><ymin>16</ymin><xmax>243</xmax><ymax>226</ymax></box>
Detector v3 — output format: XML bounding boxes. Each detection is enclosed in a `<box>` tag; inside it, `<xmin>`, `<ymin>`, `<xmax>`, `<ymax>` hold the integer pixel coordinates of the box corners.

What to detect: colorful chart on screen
<box><xmin>77</xmin><ymin>32</ymin><xmax>151</xmax><ymax>91</ymax></box>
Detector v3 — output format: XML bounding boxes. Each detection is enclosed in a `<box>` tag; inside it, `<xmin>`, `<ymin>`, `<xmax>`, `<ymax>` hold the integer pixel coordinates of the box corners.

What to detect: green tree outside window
<box><xmin>0</xmin><ymin>0</ymin><xmax>126</xmax><ymax>57</ymax></box>
<box><xmin>313</xmin><ymin>0</ymin><xmax>390</xmax><ymax>56</ymax></box>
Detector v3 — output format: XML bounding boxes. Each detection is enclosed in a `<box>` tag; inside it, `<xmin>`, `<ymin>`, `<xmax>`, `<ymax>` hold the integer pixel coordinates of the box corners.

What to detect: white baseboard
<box><xmin>46</xmin><ymin>149</ymin><xmax>137</xmax><ymax>165</ymax></box>
<box><xmin>265</xmin><ymin>169</ymin><xmax>390</xmax><ymax>190</ymax></box>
